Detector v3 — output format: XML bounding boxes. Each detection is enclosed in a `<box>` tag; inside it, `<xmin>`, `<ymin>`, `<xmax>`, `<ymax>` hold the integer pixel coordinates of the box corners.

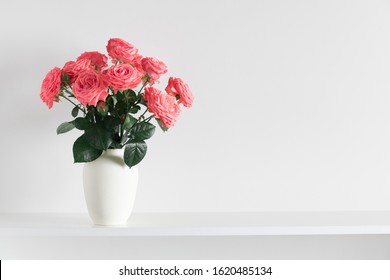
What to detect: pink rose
<box><xmin>40</xmin><ymin>67</ymin><xmax>62</xmax><ymax>109</ymax></box>
<box><xmin>106</xmin><ymin>38</ymin><xmax>139</xmax><ymax>64</ymax></box>
<box><xmin>104</xmin><ymin>64</ymin><xmax>143</xmax><ymax>92</ymax></box>
<box><xmin>62</xmin><ymin>59</ymin><xmax>92</xmax><ymax>84</ymax></box>
<box><xmin>144</xmin><ymin>87</ymin><xmax>181</xmax><ymax>128</ymax></box>
<box><xmin>77</xmin><ymin>51</ymin><xmax>108</xmax><ymax>69</ymax></box>
<box><xmin>141</xmin><ymin>57</ymin><xmax>167</xmax><ymax>84</ymax></box>
<box><xmin>165</xmin><ymin>77</ymin><xmax>193</xmax><ymax>107</ymax></box>
<box><xmin>73</xmin><ymin>70</ymin><xmax>108</xmax><ymax>106</ymax></box>
<box><xmin>132</xmin><ymin>54</ymin><xmax>145</xmax><ymax>75</ymax></box>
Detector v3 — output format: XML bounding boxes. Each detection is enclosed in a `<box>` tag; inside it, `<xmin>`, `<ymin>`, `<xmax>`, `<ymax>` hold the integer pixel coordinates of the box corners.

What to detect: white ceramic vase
<box><xmin>83</xmin><ymin>148</ymin><xmax>138</xmax><ymax>226</ymax></box>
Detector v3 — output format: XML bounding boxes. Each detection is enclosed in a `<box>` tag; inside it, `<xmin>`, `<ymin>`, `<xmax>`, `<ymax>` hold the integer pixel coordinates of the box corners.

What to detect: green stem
<box><xmin>144</xmin><ymin>115</ymin><xmax>154</xmax><ymax>122</ymax></box>
<box><xmin>64</xmin><ymin>88</ymin><xmax>75</xmax><ymax>98</ymax></box>
<box><xmin>137</xmin><ymin>79</ymin><xmax>149</xmax><ymax>95</ymax></box>
<box><xmin>61</xmin><ymin>89</ymin><xmax>86</xmax><ymax>114</ymax></box>
<box><xmin>61</xmin><ymin>94</ymin><xmax>77</xmax><ymax>107</ymax></box>
<box><xmin>129</xmin><ymin>108</ymin><xmax>150</xmax><ymax>129</ymax></box>
<box><xmin>138</xmin><ymin>107</ymin><xmax>149</xmax><ymax>120</ymax></box>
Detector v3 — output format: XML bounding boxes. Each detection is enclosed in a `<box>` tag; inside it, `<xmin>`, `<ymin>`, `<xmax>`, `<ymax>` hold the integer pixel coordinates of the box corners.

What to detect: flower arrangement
<box><xmin>40</xmin><ymin>38</ymin><xmax>193</xmax><ymax>168</ymax></box>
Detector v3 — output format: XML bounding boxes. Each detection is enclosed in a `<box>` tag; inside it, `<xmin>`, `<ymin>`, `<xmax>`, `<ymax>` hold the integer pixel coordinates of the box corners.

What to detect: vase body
<box><xmin>83</xmin><ymin>148</ymin><xmax>138</xmax><ymax>226</ymax></box>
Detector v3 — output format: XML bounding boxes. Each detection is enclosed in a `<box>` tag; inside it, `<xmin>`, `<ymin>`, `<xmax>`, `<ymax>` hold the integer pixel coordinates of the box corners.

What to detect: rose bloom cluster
<box><xmin>40</xmin><ymin>38</ymin><xmax>193</xmax><ymax>128</ymax></box>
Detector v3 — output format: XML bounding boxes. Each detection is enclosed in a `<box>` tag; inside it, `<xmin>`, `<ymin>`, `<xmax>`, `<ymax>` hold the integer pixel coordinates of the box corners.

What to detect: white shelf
<box><xmin>1</xmin><ymin>211</ymin><xmax>390</xmax><ymax>237</ymax></box>
<box><xmin>2</xmin><ymin>212</ymin><xmax>390</xmax><ymax>259</ymax></box>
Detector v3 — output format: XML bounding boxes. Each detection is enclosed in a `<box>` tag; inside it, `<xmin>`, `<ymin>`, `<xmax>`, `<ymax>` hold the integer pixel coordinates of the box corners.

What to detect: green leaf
<box><xmin>110</xmin><ymin>141</ymin><xmax>123</xmax><ymax>149</ymax></box>
<box><xmin>115</xmin><ymin>103</ymin><xmax>127</xmax><ymax>115</ymax></box>
<box><xmin>131</xmin><ymin>122</ymin><xmax>156</xmax><ymax>141</ymax></box>
<box><xmin>103</xmin><ymin>116</ymin><xmax>122</xmax><ymax>130</ymax></box>
<box><xmin>115</xmin><ymin>90</ymin><xmax>135</xmax><ymax>115</ymax></box>
<box><xmin>128</xmin><ymin>105</ymin><xmax>141</xmax><ymax>114</ymax></box>
<box><xmin>57</xmin><ymin>122</ymin><xmax>75</xmax><ymax>134</ymax></box>
<box><xmin>62</xmin><ymin>73</ymin><xmax>70</xmax><ymax>85</ymax></box>
<box><xmin>71</xmin><ymin>106</ymin><xmax>79</xmax><ymax>118</ymax></box>
<box><xmin>73</xmin><ymin>117</ymin><xmax>92</xmax><ymax>130</ymax></box>
<box><xmin>123</xmin><ymin>89</ymin><xmax>137</xmax><ymax>102</ymax></box>
<box><xmin>124</xmin><ymin>141</ymin><xmax>147</xmax><ymax>168</ymax></box>
<box><xmin>156</xmin><ymin>119</ymin><xmax>169</xmax><ymax>132</ymax></box>
<box><xmin>107</xmin><ymin>95</ymin><xmax>116</xmax><ymax>108</ymax></box>
<box><xmin>84</xmin><ymin>124</ymin><xmax>113</xmax><ymax>150</ymax></box>
<box><xmin>85</xmin><ymin>108</ymin><xmax>95</xmax><ymax>122</ymax></box>
<box><xmin>120</xmin><ymin>135</ymin><xmax>129</xmax><ymax>145</ymax></box>
<box><xmin>122</xmin><ymin>114</ymin><xmax>137</xmax><ymax>131</ymax></box>
<box><xmin>73</xmin><ymin>135</ymin><xmax>103</xmax><ymax>163</ymax></box>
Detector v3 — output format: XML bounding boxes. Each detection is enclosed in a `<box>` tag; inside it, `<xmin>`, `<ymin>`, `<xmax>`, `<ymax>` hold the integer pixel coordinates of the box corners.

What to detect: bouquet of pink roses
<box><xmin>40</xmin><ymin>38</ymin><xmax>193</xmax><ymax>168</ymax></box>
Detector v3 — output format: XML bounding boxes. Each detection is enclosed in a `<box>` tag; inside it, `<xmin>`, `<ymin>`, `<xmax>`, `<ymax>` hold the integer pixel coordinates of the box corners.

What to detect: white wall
<box><xmin>1</xmin><ymin>0</ymin><xmax>390</xmax><ymax>213</ymax></box>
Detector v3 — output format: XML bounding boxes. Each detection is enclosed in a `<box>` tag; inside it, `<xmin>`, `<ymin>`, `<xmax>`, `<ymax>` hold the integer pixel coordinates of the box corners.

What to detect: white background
<box><xmin>3</xmin><ymin>260</ymin><xmax>390</xmax><ymax>280</ymax></box>
<box><xmin>0</xmin><ymin>0</ymin><xmax>390</xmax><ymax>213</ymax></box>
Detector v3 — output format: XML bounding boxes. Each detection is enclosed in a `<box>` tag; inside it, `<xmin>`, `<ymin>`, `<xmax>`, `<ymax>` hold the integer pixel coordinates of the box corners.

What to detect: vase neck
<box><xmin>104</xmin><ymin>148</ymin><xmax>123</xmax><ymax>157</ymax></box>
